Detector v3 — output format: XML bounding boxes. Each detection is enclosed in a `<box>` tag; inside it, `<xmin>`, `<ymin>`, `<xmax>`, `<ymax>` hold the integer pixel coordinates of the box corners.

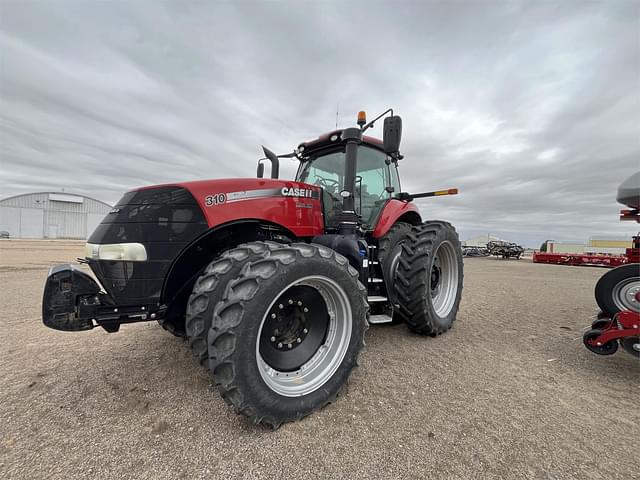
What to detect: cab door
<box><xmin>355</xmin><ymin>147</ymin><xmax>397</xmax><ymax>228</ymax></box>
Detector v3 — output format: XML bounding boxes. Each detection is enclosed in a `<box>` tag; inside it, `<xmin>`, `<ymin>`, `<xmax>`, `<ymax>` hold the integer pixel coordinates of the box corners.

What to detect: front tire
<box><xmin>208</xmin><ymin>243</ymin><xmax>368</xmax><ymax>428</ymax></box>
<box><xmin>185</xmin><ymin>242</ymin><xmax>283</xmax><ymax>365</ymax></box>
<box><xmin>395</xmin><ymin>221</ymin><xmax>464</xmax><ymax>335</ymax></box>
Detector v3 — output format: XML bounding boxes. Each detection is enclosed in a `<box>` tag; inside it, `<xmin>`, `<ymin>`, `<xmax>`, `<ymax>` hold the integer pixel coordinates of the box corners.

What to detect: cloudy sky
<box><xmin>1</xmin><ymin>0</ymin><xmax>638</xmax><ymax>246</ymax></box>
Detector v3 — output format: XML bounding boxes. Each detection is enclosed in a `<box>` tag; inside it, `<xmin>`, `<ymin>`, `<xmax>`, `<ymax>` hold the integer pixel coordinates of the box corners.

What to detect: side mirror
<box><xmin>383</xmin><ymin>115</ymin><xmax>402</xmax><ymax>155</ymax></box>
<box><xmin>257</xmin><ymin>162</ymin><xmax>265</xmax><ymax>178</ymax></box>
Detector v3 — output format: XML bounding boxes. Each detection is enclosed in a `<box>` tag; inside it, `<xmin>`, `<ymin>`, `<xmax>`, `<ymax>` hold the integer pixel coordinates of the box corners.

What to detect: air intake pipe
<box><xmin>259</xmin><ymin>146</ymin><xmax>280</xmax><ymax>179</ymax></box>
<box><xmin>339</xmin><ymin>127</ymin><xmax>362</xmax><ymax>233</ymax></box>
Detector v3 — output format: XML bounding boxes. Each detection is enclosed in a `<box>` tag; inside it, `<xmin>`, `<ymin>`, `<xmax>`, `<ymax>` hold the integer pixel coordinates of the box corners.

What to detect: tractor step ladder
<box><xmin>366</xmin><ymin>244</ymin><xmax>392</xmax><ymax>323</ymax></box>
<box><xmin>369</xmin><ymin>314</ymin><xmax>393</xmax><ymax>324</ymax></box>
<box><xmin>367</xmin><ymin>295</ymin><xmax>387</xmax><ymax>303</ymax></box>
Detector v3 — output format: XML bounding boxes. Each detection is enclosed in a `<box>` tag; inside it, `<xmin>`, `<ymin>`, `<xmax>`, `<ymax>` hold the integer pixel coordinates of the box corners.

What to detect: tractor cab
<box><xmin>295</xmin><ymin>133</ymin><xmax>401</xmax><ymax>230</ymax></box>
<box><xmin>259</xmin><ymin>109</ymin><xmax>405</xmax><ymax>233</ymax></box>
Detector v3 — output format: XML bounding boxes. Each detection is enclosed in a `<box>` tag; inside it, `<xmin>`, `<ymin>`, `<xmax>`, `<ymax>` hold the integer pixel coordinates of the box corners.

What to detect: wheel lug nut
<box><xmin>270</xmin><ymin>336</ymin><xmax>276</xmax><ymax>342</ymax></box>
<box><xmin>297</xmin><ymin>301</ymin><xmax>302</xmax><ymax>306</ymax></box>
<box><xmin>271</xmin><ymin>313</ymin><xmax>276</xmax><ymax>319</ymax></box>
<box><xmin>296</xmin><ymin>338</ymin><xmax>301</xmax><ymax>343</ymax></box>
<box><xmin>278</xmin><ymin>304</ymin><xmax>284</xmax><ymax>309</ymax></box>
<box><xmin>277</xmin><ymin>342</ymin><xmax>283</xmax><ymax>349</ymax></box>
<box><xmin>303</xmin><ymin>307</ymin><xmax>308</xmax><ymax>313</ymax></box>
<box><xmin>287</xmin><ymin>343</ymin><xmax>293</xmax><ymax>349</ymax></box>
<box><xmin>303</xmin><ymin>328</ymin><xmax>308</xmax><ymax>334</ymax></box>
<box><xmin>288</xmin><ymin>299</ymin><xmax>293</xmax><ymax>305</ymax></box>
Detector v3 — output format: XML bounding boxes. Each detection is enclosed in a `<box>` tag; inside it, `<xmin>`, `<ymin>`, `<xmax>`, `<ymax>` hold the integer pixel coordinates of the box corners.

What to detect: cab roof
<box><xmin>298</xmin><ymin>129</ymin><xmax>384</xmax><ymax>156</ymax></box>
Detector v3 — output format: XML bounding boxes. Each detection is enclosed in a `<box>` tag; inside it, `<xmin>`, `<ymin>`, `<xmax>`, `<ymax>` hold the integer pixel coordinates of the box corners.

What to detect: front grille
<box><xmin>87</xmin><ymin>186</ymin><xmax>208</xmax><ymax>305</ymax></box>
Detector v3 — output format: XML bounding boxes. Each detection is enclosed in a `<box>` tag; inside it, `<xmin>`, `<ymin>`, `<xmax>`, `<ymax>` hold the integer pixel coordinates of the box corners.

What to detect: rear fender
<box><xmin>372</xmin><ymin>200</ymin><xmax>422</xmax><ymax>238</ymax></box>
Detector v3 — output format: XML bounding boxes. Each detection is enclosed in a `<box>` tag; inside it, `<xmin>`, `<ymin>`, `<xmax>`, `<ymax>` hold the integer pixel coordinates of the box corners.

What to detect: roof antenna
<box><xmin>335</xmin><ymin>103</ymin><xmax>339</xmax><ymax>129</ymax></box>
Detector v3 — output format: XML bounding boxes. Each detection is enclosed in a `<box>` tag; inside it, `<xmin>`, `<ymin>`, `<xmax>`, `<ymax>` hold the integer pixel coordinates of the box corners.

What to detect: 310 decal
<box><xmin>204</xmin><ymin>193</ymin><xmax>227</xmax><ymax>206</ymax></box>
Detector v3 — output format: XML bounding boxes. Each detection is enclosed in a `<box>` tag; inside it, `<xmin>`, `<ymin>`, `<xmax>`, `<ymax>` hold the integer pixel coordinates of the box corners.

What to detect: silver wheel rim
<box><xmin>431</xmin><ymin>241</ymin><xmax>459</xmax><ymax>318</ymax></box>
<box><xmin>612</xmin><ymin>277</ymin><xmax>640</xmax><ymax>312</ymax></box>
<box><xmin>390</xmin><ymin>246</ymin><xmax>403</xmax><ymax>281</ymax></box>
<box><xmin>256</xmin><ymin>275</ymin><xmax>352</xmax><ymax>397</ymax></box>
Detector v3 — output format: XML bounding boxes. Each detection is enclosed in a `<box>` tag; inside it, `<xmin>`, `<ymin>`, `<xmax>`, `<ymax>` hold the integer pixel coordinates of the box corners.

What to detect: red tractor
<box><xmin>583</xmin><ymin>171</ymin><xmax>640</xmax><ymax>358</ymax></box>
<box><xmin>42</xmin><ymin>109</ymin><xmax>463</xmax><ymax>427</ymax></box>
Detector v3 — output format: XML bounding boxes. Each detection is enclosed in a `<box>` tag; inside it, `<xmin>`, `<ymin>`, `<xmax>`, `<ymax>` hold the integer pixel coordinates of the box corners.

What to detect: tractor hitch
<box><xmin>42</xmin><ymin>264</ymin><xmax>161</xmax><ymax>333</ymax></box>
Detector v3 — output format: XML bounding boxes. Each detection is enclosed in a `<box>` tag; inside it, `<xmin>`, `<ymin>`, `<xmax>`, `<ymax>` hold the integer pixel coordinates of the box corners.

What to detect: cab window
<box><xmin>355</xmin><ymin>147</ymin><xmax>392</xmax><ymax>226</ymax></box>
<box><xmin>297</xmin><ymin>146</ymin><xmax>392</xmax><ymax>228</ymax></box>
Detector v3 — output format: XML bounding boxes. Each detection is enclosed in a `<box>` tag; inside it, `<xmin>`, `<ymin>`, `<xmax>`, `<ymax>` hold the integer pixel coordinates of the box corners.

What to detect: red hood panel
<box><xmin>135</xmin><ymin>178</ymin><xmax>324</xmax><ymax>237</ymax></box>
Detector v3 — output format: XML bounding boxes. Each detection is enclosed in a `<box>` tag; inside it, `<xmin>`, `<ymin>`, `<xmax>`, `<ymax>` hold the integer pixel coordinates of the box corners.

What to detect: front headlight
<box><xmin>85</xmin><ymin>243</ymin><xmax>147</xmax><ymax>261</ymax></box>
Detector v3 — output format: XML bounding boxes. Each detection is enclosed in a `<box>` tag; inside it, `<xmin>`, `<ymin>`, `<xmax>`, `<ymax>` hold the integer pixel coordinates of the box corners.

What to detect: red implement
<box><xmin>586</xmin><ymin>311</ymin><xmax>640</xmax><ymax>345</ymax></box>
<box><xmin>533</xmin><ymin>252</ymin><xmax>628</xmax><ymax>268</ymax></box>
<box><xmin>583</xmin><ymin>310</ymin><xmax>640</xmax><ymax>357</ymax></box>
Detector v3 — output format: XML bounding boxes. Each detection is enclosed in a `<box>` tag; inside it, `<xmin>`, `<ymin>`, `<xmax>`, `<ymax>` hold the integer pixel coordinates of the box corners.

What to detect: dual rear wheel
<box><xmin>379</xmin><ymin>221</ymin><xmax>464</xmax><ymax>335</ymax></box>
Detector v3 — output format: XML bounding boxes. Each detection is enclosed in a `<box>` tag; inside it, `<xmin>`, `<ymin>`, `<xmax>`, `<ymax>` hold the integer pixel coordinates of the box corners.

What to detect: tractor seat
<box><xmin>355</xmin><ymin>185</ymin><xmax>380</xmax><ymax>226</ymax></box>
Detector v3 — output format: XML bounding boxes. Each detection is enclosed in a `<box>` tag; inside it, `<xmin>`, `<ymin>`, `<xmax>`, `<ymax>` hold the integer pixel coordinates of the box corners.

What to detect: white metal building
<box><xmin>462</xmin><ymin>234</ymin><xmax>505</xmax><ymax>247</ymax></box>
<box><xmin>546</xmin><ymin>242</ymin><xmax>586</xmax><ymax>254</ymax></box>
<box><xmin>0</xmin><ymin>192</ymin><xmax>111</xmax><ymax>239</ymax></box>
<box><xmin>546</xmin><ymin>237</ymin><xmax>631</xmax><ymax>255</ymax></box>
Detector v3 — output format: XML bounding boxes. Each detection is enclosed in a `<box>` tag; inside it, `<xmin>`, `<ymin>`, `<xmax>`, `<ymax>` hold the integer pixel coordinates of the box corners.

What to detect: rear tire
<box><xmin>594</xmin><ymin>264</ymin><xmax>640</xmax><ymax>316</ymax></box>
<box><xmin>185</xmin><ymin>242</ymin><xmax>282</xmax><ymax>365</ymax></box>
<box><xmin>378</xmin><ymin>222</ymin><xmax>412</xmax><ymax>267</ymax></box>
<box><xmin>395</xmin><ymin>221</ymin><xmax>464</xmax><ymax>335</ymax></box>
<box><xmin>378</xmin><ymin>222</ymin><xmax>412</xmax><ymax>314</ymax></box>
<box><xmin>208</xmin><ymin>243</ymin><xmax>368</xmax><ymax>428</ymax></box>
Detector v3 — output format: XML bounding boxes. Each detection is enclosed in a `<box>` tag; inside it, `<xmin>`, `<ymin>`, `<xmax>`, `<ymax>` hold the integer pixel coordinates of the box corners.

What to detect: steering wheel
<box><xmin>314</xmin><ymin>175</ymin><xmax>339</xmax><ymax>190</ymax></box>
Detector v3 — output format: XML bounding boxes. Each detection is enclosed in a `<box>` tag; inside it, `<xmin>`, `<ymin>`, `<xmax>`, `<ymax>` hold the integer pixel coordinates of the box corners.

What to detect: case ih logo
<box><xmin>281</xmin><ymin>187</ymin><xmax>313</xmax><ymax>198</ymax></box>
<box><xmin>204</xmin><ymin>187</ymin><xmax>318</xmax><ymax>207</ymax></box>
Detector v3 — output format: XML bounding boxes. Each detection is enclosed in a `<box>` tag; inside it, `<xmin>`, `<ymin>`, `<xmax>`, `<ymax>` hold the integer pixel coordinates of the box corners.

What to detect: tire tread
<box><xmin>395</xmin><ymin>221</ymin><xmax>463</xmax><ymax>335</ymax></box>
<box><xmin>208</xmin><ymin>242</ymin><xmax>368</xmax><ymax>428</ymax></box>
<box><xmin>185</xmin><ymin>241</ymin><xmax>283</xmax><ymax>364</ymax></box>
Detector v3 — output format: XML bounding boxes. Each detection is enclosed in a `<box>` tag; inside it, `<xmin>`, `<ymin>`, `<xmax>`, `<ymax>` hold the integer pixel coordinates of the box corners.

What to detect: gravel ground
<box><xmin>0</xmin><ymin>240</ymin><xmax>638</xmax><ymax>480</ymax></box>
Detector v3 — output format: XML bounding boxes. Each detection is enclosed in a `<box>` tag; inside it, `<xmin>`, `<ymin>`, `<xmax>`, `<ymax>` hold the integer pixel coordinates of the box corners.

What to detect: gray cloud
<box><xmin>1</xmin><ymin>0</ymin><xmax>638</xmax><ymax>246</ymax></box>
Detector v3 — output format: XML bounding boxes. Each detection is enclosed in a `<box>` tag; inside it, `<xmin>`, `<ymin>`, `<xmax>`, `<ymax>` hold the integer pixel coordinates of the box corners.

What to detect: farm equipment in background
<box><xmin>487</xmin><ymin>240</ymin><xmax>524</xmax><ymax>259</ymax></box>
<box><xmin>41</xmin><ymin>109</ymin><xmax>464</xmax><ymax>427</ymax></box>
<box><xmin>583</xmin><ymin>172</ymin><xmax>639</xmax><ymax>358</ymax></box>
<box><xmin>532</xmin><ymin>251</ymin><xmax>628</xmax><ymax>268</ymax></box>
<box><xmin>462</xmin><ymin>245</ymin><xmax>489</xmax><ymax>257</ymax></box>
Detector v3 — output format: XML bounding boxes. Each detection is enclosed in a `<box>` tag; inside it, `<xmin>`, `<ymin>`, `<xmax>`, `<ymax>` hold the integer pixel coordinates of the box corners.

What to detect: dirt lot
<box><xmin>0</xmin><ymin>240</ymin><xmax>637</xmax><ymax>480</ymax></box>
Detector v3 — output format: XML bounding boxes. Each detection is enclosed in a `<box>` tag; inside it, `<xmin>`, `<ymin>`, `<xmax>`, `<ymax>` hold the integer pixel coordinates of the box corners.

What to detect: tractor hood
<box><xmin>85</xmin><ymin>178</ymin><xmax>323</xmax><ymax>305</ymax></box>
<box><xmin>156</xmin><ymin>177</ymin><xmax>322</xmax><ymax>212</ymax></box>
<box><xmin>152</xmin><ymin>178</ymin><xmax>324</xmax><ymax>236</ymax></box>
